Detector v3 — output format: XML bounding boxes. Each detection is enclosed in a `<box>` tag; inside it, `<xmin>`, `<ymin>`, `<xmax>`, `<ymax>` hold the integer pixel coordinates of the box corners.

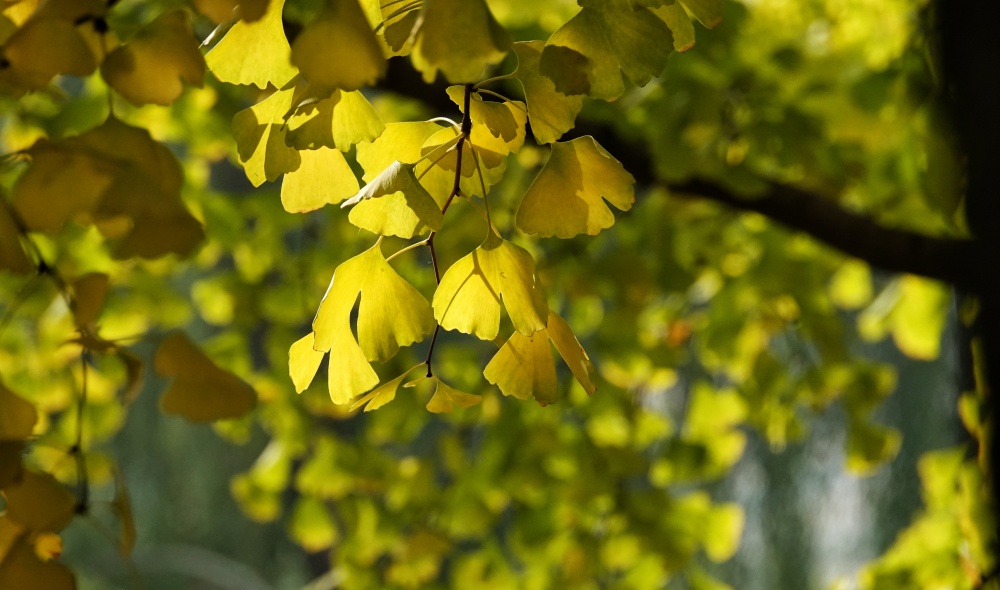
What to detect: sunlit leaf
<box><xmin>231</xmin><ymin>86</ymin><xmax>301</xmax><ymax>186</ymax></box>
<box><xmin>281</xmin><ymin>146</ymin><xmax>359</xmax><ymax>213</ymax></box>
<box><xmin>0</xmin><ymin>381</ymin><xmax>36</xmax><ymax>440</ymax></box>
<box><xmin>100</xmin><ymin>10</ymin><xmax>205</xmax><ymax>106</ymax></box>
<box><xmin>326</xmin><ymin>323</ymin><xmax>379</xmax><ymax>405</ymax></box>
<box><xmin>350</xmin><ymin>370</ymin><xmax>410</xmax><ymax>412</ymax></box>
<box><xmin>410</xmin><ymin>0</ymin><xmax>510</xmax><ymax>83</ymax></box>
<box><xmin>154</xmin><ymin>332</ymin><xmax>257</xmax><ymax>422</ymax></box>
<box><xmin>545</xmin><ymin>311</ymin><xmax>596</xmax><ymax>395</ymax></box>
<box><xmin>194</xmin><ymin>0</ymin><xmax>269</xmax><ymax>23</ymax></box>
<box><xmin>356</xmin><ymin>121</ymin><xmax>443</xmax><ymax>181</ymax></box>
<box><xmin>652</xmin><ymin>3</ymin><xmax>696</xmax><ymax>52</ymax></box>
<box><xmin>516</xmin><ymin>136</ymin><xmax>635</xmax><ymax>238</ymax></box>
<box><xmin>679</xmin><ymin>0</ymin><xmax>722</xmax><ymax>28</ymax></box>
<box><xmin>419</xmin><ymin>376</ymin><xmax>482</xmax><ymax>413</ymax></box>
<box><xmin>285</xmin><ymin>88</ymin><xmax>384</xmax><ymax>152</ymax></box>
<box><xmin>289</xmin><ymin>333</ymin><xmax>324</xmax><ymax>393</ymax></box>
<box><xmin>312</xmin><ymin>243</ymin><xmax>435</xmax><ymax>361</ymax></box>
<box><xmin>703</xmin><ymin>504</ymin><xmax>744</xmax><ymax>562</ymax></box>
<box><xmin>343</xmin><ymin>161</ymin><xmax>443</xmax><ymax>238</ymax></box>
<box><xmin>377</xmin><ymin>0</ymin><xmax>419</xmax><ymax>56</ymax></box>
<box><xmin>291</xmin><ymin>0</ymin><xmax>386</xmax><ymax>91</ymax></box>
<box><xmin>484</xmin><ymin>328</ymin><xmax>557</xmax><ymax>404</ymax></box>
<box><xmin>205</xmin><ymin>0</ymin><xmax>295</xmax><ymax>89</ymax></box>
<box><xmin>432</xmin><ymin>229</ymin><xmax>548</xmax><ymax>340</ymax></box>
<box><xmin>512</xmin><ymin>41</ymin><xmax>584</xmax><ymax>144</ymax></box>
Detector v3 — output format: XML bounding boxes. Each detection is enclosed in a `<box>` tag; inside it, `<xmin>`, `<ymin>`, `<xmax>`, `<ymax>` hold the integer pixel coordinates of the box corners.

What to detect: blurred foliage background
<box><xmin>0</xmin><ymin>0</ymin><xmax>991</xmax><ymax>588</ymax></box>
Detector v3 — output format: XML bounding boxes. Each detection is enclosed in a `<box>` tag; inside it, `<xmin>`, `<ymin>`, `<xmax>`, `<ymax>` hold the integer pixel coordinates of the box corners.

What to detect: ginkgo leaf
<box><xmin>356</xmin><ymin>121</ymin><xmax>443</xmax><ymax>181</ymax></box>
<box><xmin>154</xmin><ymin>332</ymin><xmax>257</xmax><ymax>422</ymax></box>
<box><xmin>0</xmin><ymin>203</ymin><xmax>31</xmax><ymax>275</ymax></box>
<box><xmin>194</xmin><ymin>0</ymin><xmax>268</xmax><ymax>23</ymax></box>
<box><xmin>377</xmin><ymin>0</ymin><xmax>419</xmax><ymax>56</ymax></box>
<box><xmin>289</xmin><ymin>333</ymin><xmax>325</xmax><ymax>393</ymax></box>
<box><xmin>343</xmin><ymin>161</ymin><xmax>443</xmax><ymax>238</ymax></box>
<box><xmin>679</xmin><ymin>0</ymin><xmax>722</xmax><ymax>28</ymax></box>
<box><xmin>653</xmin><ymin>3</ymin><xmax>696</xmax><ymax>52</ymax></box>
<box><xmin>232</xmin><ymin>86</ymin><xmax>301</xmax><ymax>186</ymax></box>
<box><xmin>285</xmin><ymin>88</ymin><xmax>384</xmax><ymax>152</ymax></box>
<box><xmin>100</xmin><ymin>10</ymin><xmax>205</xmax><ymax>106</ymax></box>
<box><xmin>326</xmin><ymin>324</ymin><xmax>379</xmax><ymax>405</ymax></box>
<box><xmin>484</xmin><ymin>328</ymin><xmax>557</xmax><ymax>404</ymax></box>
<box><xmin>542</xmin><ymin>5</ymin><xmax>673</xmax><ymax>101</ymax></box>
<box><xmin>512</xmin><ymin>41</ymin><xmax>584</xmax><ymax>144</ymax></box>
<box><xmin>69</xmin><ymin>273</ymin><xmax>109</xmax><ymax>330</ymax></box>
<box><xmin>445</xmin><ymin>86</ymin><xmax>527</xmax><ymax>153</ymax></box>
<box><xmin>484</xmin><ymin>311</ymin><xmax>595</xmax><ymax>405</ymax></box>
<box><xmin>516</xmin><ymin>136</ymin><xmax>635</xmax><ymax>238</ymax></box>
<box><xmin>0</xmin><ymin>382</ymin><xmax>36</xmax><ymax>440</ymax></box>
<box><xmin>280</xmin><ymin>146</ymin><xmax>359</xmax><ymax>213</ymax></box>
<box><xmin>418</xmin><ymin>126</ymin><xmax>507</xmax><ymax>198</ymax></box>
<box><xmin>0</xmin><ymin>537</ymin><xmax>75</xmax><ymax>590</ymax></box>
<box><xmin>312</xmin><ymin>243</ymin><xmax>435</xmax><ymax>362</ymax></box>
<box><xmin>432</xmin><ymin>229</ymin><xmax>548</xmax><ymax>340</ymax></box>
<box><xmin>410</xmin><ymin>0</ymin><xmax>510</xmax><ymax>83</ymax></box>
<box><xmin>205</xmin><ymin>0</ymin><xmax>296</xmax><ymax>89</ymax></box>
<box><xmin>0</xmin><ymin>15</ymin><xmax>98</xmax><ymax>91</ymax></box>
<box><xmin>415</xmin><ymin>376</ymin><xmax>482</xmax><ymax>413</ymax></box>
<box><xmin>350</xmin><ymin>370</ymin><xmax>410</xmax><ymax>412</ymax></box>
<box><xmin>290</xmin><ymin>0</ymin><xmax>386</xmax><ymax>91</ymax></box>
<box><xmin>2</xmin><ymin>470</ymin><xmax>75</xmax><ymax>532</ymax></box>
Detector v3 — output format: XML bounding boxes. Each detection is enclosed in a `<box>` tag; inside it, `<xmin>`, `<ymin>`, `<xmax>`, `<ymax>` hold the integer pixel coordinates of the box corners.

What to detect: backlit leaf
<box><xmin>652</xmin><ymin>3</ymin><xmax>696</xmax><ymax>52</ymax></box>
<box><xmin>326</xmin><ymin>324</ymin><xmax>379</xmax><ymax>405</ymax></box>
<box><xmin>410</xmin><ymin>0</ymin><xmax>510</xmax><ymax>83</ymax></box>
<box><xmin>484</xmin><ymin>328</ymin><xmax>557</xmax><ymax>404</ymax></box>
<box><xmin>291</xmin><ymin>0</ymin><xmax>386</xmax><ymax>91</ymax></box>
<box><xmin>0</xmin><ymin>382</ymin><xmax>36</xmax><ymax>440</ymax></box>
<box><xmin>232</xmin><ymin>86</ymin><xmax>301</xmax><ymax>186</ymax></box>
<box><xmin>356</xmin><ymin>121</ymin><xmax>443</xmax><ymax>181</ymax></box>
<box><xmin>377</xmin><ymin>0</ymin><xmax>419</xmax><ymax>56</ymax></box>
<box><xmin>542</xmin><ymin>5</ymin><xmax>673</xmax><ymax>101</ymax></box>
<box><xmin>516</xmin><ymin>136</ymin><xmax>635</xmax><ymax>238</ymax></box>
<box><xmin>0</xmin><ymin>15</ymin><xmax>98</xmax><ymax>92</ymax></box>
<box><xmin>285</xmin><ymin>89</ymin><xmax>384</xmax><ymax>152</ymax></box>
<box><xmin>100</xmin><ymin>10</ymin><xmax>205</xmax><ymax>106</ymax></box>
<box><xmin>288</xmin><ymin>496</ymin><xmax>338</xmax><ymax>551</ymax></box>
<box><xmin>432</xmin><ymin>229</ymin><xmax>548</xmax><ymax>340</ymax></box>
<box><xmin>280</xmin><ymin>146</ymin><xmax>359</xmax><ymax>213</ymax></box>
<box><xmin>154</xmin><ymin>332</ymin><xmax>257</xmax><ymax>422</ymax></box>
<box><xmin>419</xmin><ymin>376</ymin><xmax>482</xmax><ymax>413</ymax></box>
<box><xmin>343</xmin><ymin>161</ymin><xmax>443</xmax><ymax>238</ymax></box>
<box><xmin>679</xmin><ymin>0</ymin><xmax>722</xmax><ymax>28</ymax></box>
<box><xmin>512</xmin><ymin>41</ymin><xmax>584</xmax><ymax>144</ymax></box>
<box><xmin>194</xmin><ymin>0</ymin><xmax>269</xmax><ymax>23</ymax></box>
<box><xmin>545</xmin><ymin>311</ymin><xmax>597</xmax><ymax>395</ymax></box>
<box><xmin>289</xmin><ymin>333</ymin><xmax>324</xmax><ymax>393</ymax></box>
<box><xmin>205</xmin><ymin>0</ymin><xmax>295</xmax><ymax>89</ymax></box>
<box><xmin>350</xmin><ymin>370</ymin><xmax>411</xmax><ymax>412</ymax></box>
<box><xmin>312</xmin><ymin>243</ymin><xmax>435</xmax><ymax>362</ymax></box>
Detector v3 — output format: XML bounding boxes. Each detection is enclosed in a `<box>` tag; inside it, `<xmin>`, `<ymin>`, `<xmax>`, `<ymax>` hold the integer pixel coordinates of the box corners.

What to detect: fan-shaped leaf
<box><xmin>291</xmin><ymin>0</ymin><xmax>385</xmax><ymax>91</ymax></box>
<box><xmin>410</xmin><ymin>0</ymin><xmax>510</xmax><ymax>83</ymax></box>
<box><xmin>285</xmin><ymin>89</ymin><xmax>384</xmax><ymax>152</ymax></box>
<box><xmin>326</xmin><ymin>324</ymin><xmax>379</xmax><ymax>404</ymax></box>
<box><xmin>281</xmin><ymin>146</ymin><xmax>359</xmax><ymax>213</ymax></box>
<box><xmin>205</xmin><ymin>0</ymin><xmax>295</xmax><ymax>89</ymax></box>
<box><xmin>512</xmin><ymin>41</ymin><xmax>584</xmax><ymax>144</ymax></box>
<box><xmin>350</xmin><ymin>370</ymin><xmax>409</xmax><ymax>412</ymax></box>
<box><xmin>0</xmin><ymin>382</ymin><xmax>36</xmax><ymax>440</ymax></box>
<box><xmin>343</xmin><ymin>161</ymin><xmax>443</xmax><ymax>238</ymax></box>
<box><xmin>232</xmin><ymin>86</ymin><xmax>301</xmax><ymax>186</ymax></box>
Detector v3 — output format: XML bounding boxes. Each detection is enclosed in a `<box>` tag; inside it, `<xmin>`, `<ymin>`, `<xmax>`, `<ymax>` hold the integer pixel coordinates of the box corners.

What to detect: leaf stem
<box><xmin>385</xmin><ymin>239</ymin><xmax>429</xmax><ymax>263</ymax></box>
<box><xmin>473</xmin><ymin>73</ymin><xmax>517</xmax><ymax>89</ymax></box>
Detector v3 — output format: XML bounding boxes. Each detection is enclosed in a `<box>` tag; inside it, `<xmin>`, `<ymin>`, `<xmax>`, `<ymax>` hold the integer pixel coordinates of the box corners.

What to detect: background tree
<box><xmin>0</xmin><ymin>0</ymin><xmax>993</xmax><ymax>588</ymax></box>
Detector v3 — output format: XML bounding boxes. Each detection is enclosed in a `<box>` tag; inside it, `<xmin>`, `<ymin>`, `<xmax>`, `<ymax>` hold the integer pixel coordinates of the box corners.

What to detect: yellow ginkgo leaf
<box><xmin>484</xmin><ymin>328</ymin><xmax>556</xmax><ymax>404</ymax></box>
<box><xmin>154</xmin><ymin>332</ymin><xmax>257</xmax><ymax>422</ymax></box>
<box><xmin>194</xmin><ymin>0</ymin><xmax>269</xmax><ymax>23</ymax></box>
<box><xmin>0</xmin><ymin>536</ymin><xmax>75</xmax><ymax>590</ymax></box>
<box><xmin>100</xmin><ymin>10</ymin><xmax>205</xmax><ymax>106</ymax></box>
<box><xmin>232</xmin><ymin>86</ymin><xmax>301</xmax><ymax>186</ymax></box>
<box><xmin>377</xmin><ymin>0</ymin><xmax>419</xmax><ymax>56</ymax></box>
<box><xmin>356</xmin><ymin>121</ymin><xmax>442</xmax><ymax>181</ymax></box>
<box><xmin>0</xmin><ymin>16</ymin><xmax>98</xmax><ymax>91</ymax></box>
<box><xmin>69</xmin><ymin>273</ymin><xmax>109</xmax><ymax>330</ymax></box>
<box><xmin>285</xmin><ymin>88</ymin><xmax>384</xmax><ymax>152</ymax></box>
<box><xmin>432</xmin><ymin>229</ymin><xmax>548</xmax><ymax>341</ymax></box>
<box><xmin>280</xmin><ymin>146</ymin><xmax>359</xmax><ymax>213</ymax></box>
<box><xmin>512</xmin><ymin>41</ymin><xmax>584</xmax><ymax>144</ymax></box>
<box><xmin>205</xmin><ymin>0</ymin><xmax>295</xmax><ymax>89</ymax></box>
<box><xmin>350</xmin><ymin>370</ymin><xmax>411</xmax><ymax>412</ymax></box>
<box><xmin>326</xmin><ymin>324</ymin><xmax>379</xmax><ymax>405</ymax></box>
<box><xmin>410</xmin><ymin>0</ymin><xmax>510</xmax><ymax>83</ymax></box>
<box><xmin>417</xmin><ymin>126</ymin><xmax>506</xmax><ymax>199</ymax></box>
<box><xmin>290</xmin><ymin>0</ymin><xmax>385</xmax><ymax>91</ymax></box>
<box><xmin>343</xmin><ymin>161</ymin><xmax>443</xmax><ymax>238</ymax></box>
<box><xmin>312</xmin><ymin>243</ymin><xmax>435</xmax><ymax>362</ymax></box>
<box><xmin>516</xmin><ymin>136</ymin><xmax>634</xmax><ymax>238</ymax></box>
<box><xmin>484</xmin><ymin>311</ymin><xmax>595</xmax><ymax>405</ymax></box>
<box><xmin>2</xmin><ymin>470</ymin><xmax>75</xmax><ymax>532</ymax></box>
<box><xmin>420</xmin><ymin>377</ymin><xmax>482</xmax><ymax>413</ymax></box>
<box><xmin>288</xmin><ymin>333</ymin><xmax>325</xmax><ymax>393</ymax></box>
<box><xmin>0</xmin><ymin>202</ymin><xmax>31</xmax><ymax>275</ymax></box>
<box><xmin>445</xmin><ymin>86</ymin><xmax>527</xmax><ymax>153</ymax></box>
<box><xmin>0</xmin><ymin>381</ymin><xmax>36</xmax><ymax>440</ymax></box>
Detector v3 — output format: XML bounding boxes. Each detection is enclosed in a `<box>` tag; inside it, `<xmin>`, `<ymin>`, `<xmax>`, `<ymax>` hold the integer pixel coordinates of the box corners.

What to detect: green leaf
<box><xmin>512</xmin><ymin>41</ymin><xmax>584</xmax><ymax>144</ymax></box>
<box><xmin>285</xmin><ymin>89</ymin><xmax>385</xmax><ymax>152</ymax></box>
<box><xmin>652</xmin><ymin>3</ymin><xmax>696</xmax><ymax>52</ymax></box>
<box><xmin>542</xmin><ymin>5</ymin><xmax>673</xmax><ymax>101</ymax></box>
<box><xmin>312</xmin><ymin>243</ymin><xmax>435</xmax><ymax>362</ymax></box>
<box><xmin>288</xmin><ymin>496</ymin><xmax>338</xmax><ymax>551</ymax></box>
<box><xmin>516</xmin><ymin>136</ymin><xmax>635</xmax><ymax>238</ymax></box>
<box><xmin>232</xmin><ymin>86</ymin><xmax>301</xmax><ymax>186</ymax></box>
<box><xmin>703</xmin><ymin>504</ymin><xmax>744</xmax><ymax>562</ymax></box>
<box><xmin>679</xmin><ymin>0</ymin><xmax>723</xmax><ymax>28</ymax></box>
<box><xmin>205</xmin><ymin>0</ymin><xmax>296</xmax><ymax>89</ymax></box>
<box><xmin>290</xmin><ymin>0</ymin><xmax>386</xmax><ymax>91</ymax></box>
<box><xmin>342</xmin><ymin>161</ymin><xmax>443</xmax><ymax>238</ymax></box>
<box><xmin>411</xmin><ymin>0</ymin><xmax>511</xmax><ymax>83</ymax></box>
<box><xmin>280</xmin><ymin>146</ymin><xmax>359</xmax><ymax>213</ymax></box>
<box><xmin>846</xmin><ymin>420</ymin><xmax>901</xmax><ymax>476</ymax></box>
<box><xmin>432</xmin><ymin>229</ymin><xmax>548</xmax><ymax>341</ymax></box>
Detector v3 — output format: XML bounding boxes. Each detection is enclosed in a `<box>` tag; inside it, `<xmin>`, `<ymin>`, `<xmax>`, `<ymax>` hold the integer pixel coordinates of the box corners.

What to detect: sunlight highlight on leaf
<box><xmin>410</xmin><ymin>0</ymin><xmax>511</xmax><ymax>83</ymax></box>
<box><xmin>232</xmin><ymin>86</ymin><xmax>301</xmax><ymax>186</ymax></box>
<box><xmin>343</xmin><ymin>161</ymin><xmax>443</xmax><ymax>238</ymax></box>
<box><xmin>205</xmin><ymin>0</ymin><xmax>296</xmax><ymax>89</ymax></box>
<box><xmin>512</xmin><ymin>41</ymin><xmax>584</xmax><ymax>144</ymax></box>
<box><xmin>291</xmin><ymin>0</ymin><xmax>386</xmax><ymax>91</ymax></box>
<box><xmin>280</xmin><ymin>146</ymin><xmax>359</xmax><ymax>213</ymax></box>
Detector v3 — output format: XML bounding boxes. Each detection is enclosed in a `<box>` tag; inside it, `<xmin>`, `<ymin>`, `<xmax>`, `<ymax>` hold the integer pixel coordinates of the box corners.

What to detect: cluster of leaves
<box><xmin>0</xmin><ymin>0</ymin><xmax>993</xmax><ymax>588</ymax></box>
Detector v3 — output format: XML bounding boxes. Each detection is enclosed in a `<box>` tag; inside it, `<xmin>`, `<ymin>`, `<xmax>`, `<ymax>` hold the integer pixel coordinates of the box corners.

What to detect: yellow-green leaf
<box><xmin>280</xmin><ymin>146</ymin><xmax>359</xmax><ymax>213</ymax></box>
<box><xmin>846</xmin><ymin>420</ymin><xmax>901</xmax><ymax>476</ymax></box>
<box><xmin>410</xmin><ymin>0</ymin><xmax>510</xmax><ymax>83</ymax></box>
<box><xmin>432</xmin><ymin>229</ymin><xmax>548</xmax><ymax>340</ymax></box>
<box><xmin>289</xmin><ymin>333</ymin><xmax>325</xmax><ymax>393</ymax></box>
<box><xmin>312</xmin><ymin>243</ymin><xmax>435</xmax><ymax>362</ymax></box>
<box><xmin>517</xmin><ymin>136</ymin><xmax>635</xmax><ymax>238</ymax></box>
<box><xmin>194</xmin><ymin>0</ymin><xmax>269</xmax><ymax>23</ymax></box>
<box><xmin>422</xmin><ymin>377</ymin><xmax>482</xmax><ymax>413</ymax></box>
<box><xmin>100</xmin><ymin>10</ymin><xmax>205</xmax><ymax>106</ymax></box>
<box><xmin>343</xmin><ymin>161</ymin><xmax>443</xmax><ymax>238</ymax></box>
<box><xmin>356</xmin><ymin>121</ymin><xmax>443</xmax><ymax>181</ymax></box>
<box><xmin>546</xmin><ymin>311</ymin><xmax>597</xmax><ymax>395</ymax></box>
<box><xmin>679</xmin><ymin>0</ymin><xmax>722</xmax><ymax>28</ymax></box>
<box><xmin>653</xmin><ymin>3</ymin><xmax>696</xmax><ymax>52</ymax></box>
<box><xmin>446</xmin><ymin>86</ymin><xmax>527</xmax><ymax>153</ymax></box>
<box><xmin>205</xmin><ymin>0</ymin><xmax>296</xmax><ymax>89</ymax></box>
<box><xmin>326</xmin><ymin>323</ymin><xmax>380</xmax><ymax>405</ymax></box>
<box><xmin>285</xmin><ymin>89</ymin><xmax>384</xmax><ymax>152</ymax></box>
<box><xmin>2</xmin><ymin>470</ymin><xmax>75</xmax><ymax>532</ymax></box>
<box><xmin>288</xmin><ymin>496</ymin><xmax>338</xmax><ymax>551</ymax></box>
<box><xmin>232</xmin><ymin>86</ymin><xmax>301</xmax><ymax>186</ymax></box>
<box><xmin>290</xmin><ymin>0</ymin><xmax>385</xmax><ymax>91</ymax></box>
<box><xmin>0</xmin><ymin>382</ymin><xmax>36</xmax><ymax>440</ymax></box>
<box><xmin>350</xmin><ymin>370</ymin><xmax>410</xmax><ymax>412</ymax></box>
<box><xmin>484</xmin><ymin>329</ymin><xmax>557</xmax><ymax>405</ymax></box>
<box><xmin>154</xmin><ymin>332</ymin><xmax>257</xmax><ymax>422</ymax></box>
<box><xmin>0</xmin><ymin>15</ymin><xmax>98</xmax><ymax>92</ymax></box>
<box><xmin>512</xmin><ymin>41</ymin><xmax>584</xmax><ymax>144</ymax></box>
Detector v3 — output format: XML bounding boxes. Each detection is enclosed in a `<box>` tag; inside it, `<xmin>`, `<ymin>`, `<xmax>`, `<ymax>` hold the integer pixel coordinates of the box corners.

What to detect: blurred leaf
<box><xmin>291</xmin><ymin>0</ymin><xmax>385</xmax><ymax>91</ymax></box>
<box><xmin>0</xmin><ymin>382</ymin><xmax>36</xmax><ymax>440</ymax></box>
<box><xmin>410</xmin><ymin>0</ymin><xmax>510</xmax><ymax>83</ymax></box>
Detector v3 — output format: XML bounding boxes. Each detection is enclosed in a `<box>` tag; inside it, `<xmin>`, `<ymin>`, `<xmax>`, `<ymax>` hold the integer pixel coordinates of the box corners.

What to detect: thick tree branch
<box><xmin>379</xmin><ymin>59</ymin><xmax>986</xmax><ymax>292</ymax></box>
